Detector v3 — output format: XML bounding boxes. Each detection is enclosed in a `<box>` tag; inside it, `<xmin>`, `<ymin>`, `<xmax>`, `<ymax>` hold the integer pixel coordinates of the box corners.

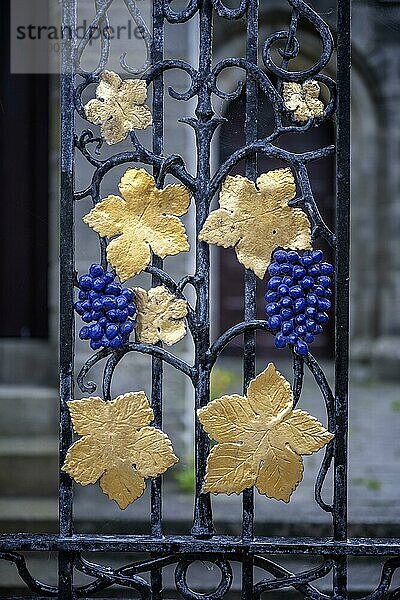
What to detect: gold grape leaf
<box><xmin>198</xmin><ymin>363</ymin><xmax>333</xmax><ymax>502</ymax></box>
<box><xmin>62</xmin><ymin>392</ymin><xmax>178</xmax><ymax>509</ymax></box>
<box><xmin>134</xmin><ymin>286</ymin><xmax>188</xmax><ymax>345</ymax></box>
<box><xmin>198</xmin><ymin>168</ymin><xmax>311</xmax><ymax>279</ymax></box>
<box><xmin>84</xmin><ymin>70</ymin><xmax>152</xmax><ymax>144</ymax></box>
<box><xmin>83</xmin><ymin>168</ymin><xmax>191</xmax><ymax>281</ymax></box>
<box><xmin>283</xmin><ymin>80</ymin><xmax>324</xmax><ymax>122</ymax></box>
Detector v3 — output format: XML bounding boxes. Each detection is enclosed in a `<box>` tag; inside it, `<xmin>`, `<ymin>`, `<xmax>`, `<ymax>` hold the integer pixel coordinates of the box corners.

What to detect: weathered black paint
<box><xmin>1</xmin><ymin>0</ymin><xmax>397</xmax><ymax>598</ymax></box>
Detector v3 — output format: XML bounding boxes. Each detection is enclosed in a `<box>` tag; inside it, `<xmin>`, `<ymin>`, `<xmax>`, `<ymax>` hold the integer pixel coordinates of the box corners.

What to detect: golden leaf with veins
<box><xmin>85</xmin><ymin>70</ymin><xmax>152</xmax><ymax>145</ymax></box>
<box><xmin>198</xmin><ymin>363</ymin><xmax>333</xmax><ymax>502</ymax></box>
<box><xmin>134</xmin><ymin>286</ymin><xmax>188</xmax><ymax>345</ymax></box>
<box><xmin>83</xmin><ymin>168</ymin><xmax>191</xmax><ymax>281</ymax></box>
<box><xmin>62</xmin><ymin>392</ymin><xmax>178</xmax><ymax>509</ymax></box>
<box><xmin>198</xmin><ymin>168</ymin><xmax>311</xmax><ymax>279</ymax></box>
<box><xmin>283</xmin><ymin>80</ymin><xmax>324</xmax><ymax>122</ymax></box>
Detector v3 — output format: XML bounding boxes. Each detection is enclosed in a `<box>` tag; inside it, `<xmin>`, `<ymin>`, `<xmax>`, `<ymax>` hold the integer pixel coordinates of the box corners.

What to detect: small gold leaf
<box><xmin>283</xmin><ymin>80</ymin><xmax>324</xmax><ymax>122</ymax></box>
<box><xmin>62</xmin><ymin>392</ymin><xmax>178</xmax><ymax>509</ymax></box>
<box><xmin>198</xmin><ymin>363</ymin><xmax>333</xmax><ymax>502</ymax></box>
<box><xmin>83</xmin><ymin>168</ymin><xmax>191</xmax><ymax>281</ymax></box>
<box><xmin>198</xmin><ymin>169</ymin><xmax>311</xmax><ymax>279</ymax></box>
<box><xmin>85</xmin><ymin>70</ymin><xmax>152</xmax><ymax>145</ymax></box>
<box><xmin>134</xmin><ymin>286</ymin><xmax>188</xmax><ymax>345</ymax></box>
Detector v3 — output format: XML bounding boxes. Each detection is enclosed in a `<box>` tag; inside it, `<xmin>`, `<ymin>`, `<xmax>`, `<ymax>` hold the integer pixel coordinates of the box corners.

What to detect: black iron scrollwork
<box><xmin>67</xmin><ymin>0</ymin><xmax>341</xmax><ymax>595</ymax></box>
<box><xmin>0</xmin><ymin>553</ymin><xmax>57</xmax><ymax>596</ymax></box>
<box><xmin>71</xmin><ymin>0</ymin><xmax>340</xmax><ymax>596</ymax></box>
<box><xmin>3</xmin><ymin>0</ymin><xmax>390</xmax><ymax>598</ymax></box>
<box><xmin>73</xmin><ymin>0</ymin><xmax>337</xmax><ymax>537</ymax></box>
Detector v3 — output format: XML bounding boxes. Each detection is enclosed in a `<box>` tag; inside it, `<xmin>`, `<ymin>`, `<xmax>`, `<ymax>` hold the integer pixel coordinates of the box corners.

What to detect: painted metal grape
<box><xmin>265</xmin><ymin>249</ymin><xmax>333</xmax><ymax>356</ymax></box>
<box><xmin>74</xmin><ymin>264</ymin><xmax>136</xmax><ymax>350</ymax></box>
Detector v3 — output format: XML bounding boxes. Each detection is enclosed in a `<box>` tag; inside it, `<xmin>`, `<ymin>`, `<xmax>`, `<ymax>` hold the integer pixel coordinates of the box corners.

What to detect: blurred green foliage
<box><xmin>174</xmin><ymin>456</ymin><xmax>195</xmax><ymax>494</ymax></box>
<box><xmin>391</xmin><ymin>399</ymin><xmax>400</xmax><ymax>412</ymax></box>
<box><xmin>354</xmin><ymin>477</ymin><xmax>381</xmax><ymax>492</ymax></box>
<box><xmin>210</xmin><ymin>364</ymin><xmax>241</xmax><ymax>399</ymax></box>
<box><xmin>174</xmin><ymin>365</ymin><xmax>240</xmax><ymax>494</ymax></box>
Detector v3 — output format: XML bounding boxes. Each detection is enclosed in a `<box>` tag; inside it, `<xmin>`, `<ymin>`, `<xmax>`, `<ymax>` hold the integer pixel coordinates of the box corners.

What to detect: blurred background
<box><xmin>0</xmin><ymin>0</ymin><xmax>399</xmax><ymax>596</ymax></box>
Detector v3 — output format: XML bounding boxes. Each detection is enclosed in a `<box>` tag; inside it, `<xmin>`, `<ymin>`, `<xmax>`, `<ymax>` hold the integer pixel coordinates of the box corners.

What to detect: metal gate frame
<box><xmin>1</xmin><ymin>0</ymin><xmax>400</xmax><ymax>598</ymax></box>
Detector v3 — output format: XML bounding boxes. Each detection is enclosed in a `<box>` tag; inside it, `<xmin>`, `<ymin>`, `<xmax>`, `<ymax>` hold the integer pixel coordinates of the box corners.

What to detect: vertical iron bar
<box><xmin>59</xmin><ymin>0</ymin><xmax>76</xmax><ymax>596</ymax></box>
<box><xmin>334</xmin><ymin>0</ymin><xmax>351</xmax><ymax>595</ymax></box>
<box><xmin>191</xmin><ymin>0</ymin><xmax>215</xmax><ymax>539</ymax></box>
<box><xmin>242</xmin><ymin>0</ymin><xmax>258</xmax><ymax>595</ymax></box>
<box><xmin>150</xmin><ymin>1</ymin><xmax>164</xmax><ymax>596</ymax></box>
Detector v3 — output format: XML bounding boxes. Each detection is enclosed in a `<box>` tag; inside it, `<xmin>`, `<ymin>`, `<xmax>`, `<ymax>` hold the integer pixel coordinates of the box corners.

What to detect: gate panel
<box><xmin>1</xmin><ymin>0</ymin><xmax>400</xmax><ymax>598</ymax></box>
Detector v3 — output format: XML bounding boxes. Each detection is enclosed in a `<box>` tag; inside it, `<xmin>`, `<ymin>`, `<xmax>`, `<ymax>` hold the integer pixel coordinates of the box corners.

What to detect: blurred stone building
<box><xmin>0</xmin><ymin>0</ymin><xmax>400</xmax><ymax>591</ymax></box>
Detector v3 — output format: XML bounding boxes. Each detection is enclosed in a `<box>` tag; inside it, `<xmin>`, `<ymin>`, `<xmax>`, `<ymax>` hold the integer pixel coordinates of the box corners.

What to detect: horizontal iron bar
<box><xmin>0</xmin><ymin>535</ymin><xmax>399</xmax><ymax>555</ymax></box>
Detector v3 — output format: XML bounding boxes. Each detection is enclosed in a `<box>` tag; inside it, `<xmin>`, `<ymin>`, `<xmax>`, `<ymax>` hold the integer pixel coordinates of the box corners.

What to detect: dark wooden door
<box><xmin>0</xmin><ymin>1</ymin><xmax>49</xmax><ymax>338</ymax></box>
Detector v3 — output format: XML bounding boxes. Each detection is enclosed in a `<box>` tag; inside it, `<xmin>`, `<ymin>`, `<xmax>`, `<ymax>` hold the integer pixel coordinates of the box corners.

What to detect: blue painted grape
<box><xmin>74</xmin><ymin>264</ymin><xmax>136</xmax><ymax>350</ymax></box>
<box><xmin>265</xmin><ymin>249</ymin><xmax>333</xmax><ymax>356</ymax></box>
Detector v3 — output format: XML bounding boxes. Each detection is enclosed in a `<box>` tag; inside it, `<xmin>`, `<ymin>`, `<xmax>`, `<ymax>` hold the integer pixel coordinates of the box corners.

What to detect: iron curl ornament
<box><xmin>1</xmin><ymin>0</ymin><xmax>398</xmax><ymax>599</ymax></box>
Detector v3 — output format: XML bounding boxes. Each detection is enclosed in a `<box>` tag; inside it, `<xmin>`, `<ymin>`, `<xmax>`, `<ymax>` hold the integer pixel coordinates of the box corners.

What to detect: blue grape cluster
<box><xmin>265</xmin><ymin>249</ymin><xmax>333</xmax><ymax>356</ymax></box>
<box><xmin>74</xmin><ymin>264</ymin><xmax>136</xmax><ymax>351</ymax></box>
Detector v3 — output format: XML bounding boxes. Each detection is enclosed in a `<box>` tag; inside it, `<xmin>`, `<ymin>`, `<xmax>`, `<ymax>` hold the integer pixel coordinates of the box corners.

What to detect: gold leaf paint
<box><xmin>83</xmin><ymin>168</ymin><xmax>191</xmax><ymax>281</ymax></box>
<box><xmin>198</xmin><ymin>363</ymin><xmax>333</xmax><ymax>502</ymax></box>
<box><xmin>283</xmin><ymin>80</ymin><xmax>324</xmax><ymax>122</ymax></box>
<box><xmin>62</xmin><ymin>392</ymin><xmax>178</xmax><ymax>509</ymax></box>
<box><xmin>134</xmin><ymin>286</ymin><xmax>188</xmax><ymax>345</ymax></box>
<box><xmin>199</xmin><ymin>169</ymin><xmax>311</xmax><ymax>279</ymax></box>
<box><xmin>85</xmin><ymin>70</ymin><xmax>152</xmax><ymax>145</ymax></box>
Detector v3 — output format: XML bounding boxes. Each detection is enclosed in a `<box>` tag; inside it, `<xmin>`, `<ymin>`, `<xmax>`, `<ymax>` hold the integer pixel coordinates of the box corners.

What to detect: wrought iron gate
<box><xmin>1</xmin><ymin>0</ymin><xmax>400</xmax><ymax>597</ymax></box>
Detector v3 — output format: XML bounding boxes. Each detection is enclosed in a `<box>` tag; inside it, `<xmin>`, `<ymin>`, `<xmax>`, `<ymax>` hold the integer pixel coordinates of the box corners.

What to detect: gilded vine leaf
<box><xmin>85</xmin><ymin>70</ymin><xmax>152</xmax><ymax>145</ymax></box>
<box><xmin>198</xmin><ymin>363</ymin><xmax>333</xmax><ymax>502</ymax></box>
<box><xmin>199</xmin><ymin>168</ymin><xmax>311</xmax><ymax>279</ymax></box>
<box><xmin>283</xmin><ymin>80</ymin><xmax>324</xmax><ymax>122</ymax></box>
<box><xmin>83</xmin><ymin>168</ymin><xmax>191</xmax><ymax>281</ymax></box>
<box><xmin>62</xmin><ymin>392</ymin><xmax>178</xmax><ymax>509</ymax></box>
<box><xmin>134</xmin><ymin>286</ymin><xmax>188</xmax><ymax>345</ymax></box>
